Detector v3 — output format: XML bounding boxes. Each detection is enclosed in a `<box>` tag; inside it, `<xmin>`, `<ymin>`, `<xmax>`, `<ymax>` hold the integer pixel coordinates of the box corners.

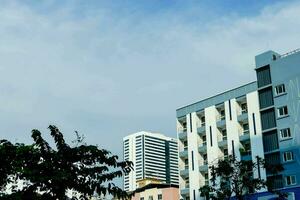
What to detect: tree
<box><xmin>199</xmin><ymin>156</ymin><xmax>284</xmax><ymax>200</ymax></box>
<box><xmin>0</xmin><ymin>125</ymin><xmax>133</xmax><ymax>200</ymax></box>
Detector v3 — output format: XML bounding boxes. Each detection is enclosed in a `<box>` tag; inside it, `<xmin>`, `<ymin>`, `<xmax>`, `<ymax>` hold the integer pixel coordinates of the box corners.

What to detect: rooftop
<box><xmin>176</xmin><ymin>81</ymin><xmax>257</xmax><ymax>118</ymax></box>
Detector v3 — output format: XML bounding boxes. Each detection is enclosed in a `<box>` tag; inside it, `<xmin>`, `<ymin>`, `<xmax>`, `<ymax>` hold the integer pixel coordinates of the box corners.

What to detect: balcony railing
<box><xmin>181</xmin><ymin>188</ymin><xmax>189</xmax><ymax>195</ymax></box>
<box><xmin>178</xmin><ymin>131</ymin><xmax>187</xmax><ymax>140</ymax></box>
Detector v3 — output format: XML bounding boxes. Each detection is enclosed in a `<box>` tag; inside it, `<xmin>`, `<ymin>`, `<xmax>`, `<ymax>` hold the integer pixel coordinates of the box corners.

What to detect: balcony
<box><xmin>240</xmin><ymin>148</ymin><xmax>251</xmax><ymax>161</ymax></box>
<box><xmin>237</xmin><ymin>112</ymin><xmax>248</xmax><ymax>123</ymax></box>
<box><xmin>179</xmin><ymin>150</ymin><xmax>188</xmax><ymax>158</ymax></box>
<box><xmin>199</xmin><ymin>164</ymin><xmax>208</xmax><ymax>172</ymax></box>
<box><xmin>178</xmin><ymin>131</ymin><xmax>187</xmax><ymax>140</ymax></box>
<box><xmin>197</xmin><ymin>126</ymin><xmax>206</xmax><ymax>136</ymax></box>
<box><xmin>198</xmin><ymin>145</ymin><xmax>207</xmax><ymax>153</ymax></box>
<box><xmin>181</xmin><ymin>188</ymin><xmax>189</xmax><ymax>196</ymax></box>
<box><xmin>218</xmin><ymin>140</ymin><xmax>227</xmax><ymax>148</ymax></box>
<box><xmin>241</xmin><ymin>154</ymin><xmax>252</xmax><ymax>161</ymax></box>
<box><xmin>217</xmin><ymin>119</ymin><xmax>226</xmax><ymax>129</ymax></box>
<box><xmin>239</xmin><ymin>131</ymin><xmax>250</xmax><ymax>141</ymax></box>
<box><xmin>180</xmin><ymin>169</ymin><xmax>189</xmax><ymax>177</ymax></box>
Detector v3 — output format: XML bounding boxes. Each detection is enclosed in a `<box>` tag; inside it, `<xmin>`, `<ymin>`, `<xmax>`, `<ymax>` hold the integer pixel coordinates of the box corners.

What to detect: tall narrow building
<box><xmin>177</xmin><ymin>49</ymin><xmax>300</xmax><ymax>200</ymax></box>
<box><xmin>123</xmin><ymin>131</ymin><xmax>179</xmax><ymax>192</ymax></box>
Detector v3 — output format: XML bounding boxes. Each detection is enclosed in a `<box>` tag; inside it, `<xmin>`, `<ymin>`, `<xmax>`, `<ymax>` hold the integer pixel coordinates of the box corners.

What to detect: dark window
<box><xmin>277</xmin><ymin>106</ymin><xmax>288</xmax><ymax>117</ymax></box>
<box><xmin>261</xmin><ymin>109</ymin><xmax>276</xmax><ymax>130</ymax></box>
<box><xmin>267</xmin><ymin>175</ymin><xmax>283</xmax><ymax>189</ymax></box>
<box><xmin>256</xmin><ymin>65</ymin><xmax>272</xmax><ymax>88</ymax></box>
<box><xmin>275</xmin><ymin>84</ymin><xmax>286</xmax><ymax>95</ymax></box>
<box><xmin>263</xmin><ymin>130</ymin><xmax>279</xmax><ymax>152</ymax></box>
<box><xmin>158</xmin><ymin>194</ymin><xmax>162</xmax><ymax>200</ymax></box>
<box><xmin>258</xmin><ymin>87</ymin><xmax>274</xmax><ymax>109</ymax></box>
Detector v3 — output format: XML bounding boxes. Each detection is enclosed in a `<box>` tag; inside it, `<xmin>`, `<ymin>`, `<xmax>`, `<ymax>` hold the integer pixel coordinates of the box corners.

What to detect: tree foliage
<box><xmin>199</xmin><ymin>156</ymin><xmax>284</xmax><ymax>200</ymax></box>
<box><xmin>0</xmin><ymin>125</ymin><xmax>133</xmax><ymax>200</ymax></box>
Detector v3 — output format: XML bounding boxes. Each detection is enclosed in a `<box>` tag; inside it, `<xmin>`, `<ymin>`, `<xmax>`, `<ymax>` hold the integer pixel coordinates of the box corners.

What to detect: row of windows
<box><xmin>139</xmin><ymin>194</ymin><xmax>162</xmax><ymax>200</ymax></box>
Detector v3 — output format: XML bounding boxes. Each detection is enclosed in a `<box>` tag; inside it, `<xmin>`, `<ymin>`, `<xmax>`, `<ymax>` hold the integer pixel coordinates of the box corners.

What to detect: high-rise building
<box><xmin>123</xmin><ymin>131</ymin><xmax>179</xmax><ymax>192</ymax></box>
<box><xmin>176</xmin><ymin>49</ymin><xmax>300</xmax><ymax>200</ymax></box>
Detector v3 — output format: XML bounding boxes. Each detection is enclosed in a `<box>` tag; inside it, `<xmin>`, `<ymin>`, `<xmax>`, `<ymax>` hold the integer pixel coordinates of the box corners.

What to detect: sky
<box><xmin>0</xmin><ymin>0</ymin><xmax>300</xmax><ymax>159</ymax></box>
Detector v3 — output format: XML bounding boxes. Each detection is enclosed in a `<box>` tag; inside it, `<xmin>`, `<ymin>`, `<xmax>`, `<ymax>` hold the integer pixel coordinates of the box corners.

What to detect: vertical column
<box><xmin>247</xmin><ymin>91</ymin><xmax>267</xmax><ymax>183</ymax></box>
<box><xmin>187</xmin><ymin>113</ymin><xmax>201</xmax><ymax>200</ymax></box>
<box><xmin>225</xmin><ymin>99</ymin><xmax>241</xmax><ymax>160</ymax></box>
<box><xmin>205</xmin><ymin>106</ymin><xmax>219</xmax><ymax>179</ymax></box>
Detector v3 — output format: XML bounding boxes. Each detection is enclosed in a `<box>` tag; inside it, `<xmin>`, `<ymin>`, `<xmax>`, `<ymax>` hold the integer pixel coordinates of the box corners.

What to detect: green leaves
<box><xmin>0</xmin><ymin>125</ymin><xmax>133</xmax><ymax>200</ymax></box>
<box><xmin>199</xmin><ymin>155</ymin><xmax>283</xmax><ymax>200</ymax></box>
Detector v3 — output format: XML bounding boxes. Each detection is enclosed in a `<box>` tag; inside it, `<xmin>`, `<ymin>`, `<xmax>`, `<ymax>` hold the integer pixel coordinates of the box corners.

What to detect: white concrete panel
<box><xmin>246</xmin><ymin>91</ymin><xmax>267</xmax><ymax>182</ymax></box>
<box><xmin>225</xmin><ymin>99</ymin><xmax>241</xmax><ymax>160</ymax></box>
<box><xmin>187</xmin><ymin>113</ymin><xmax>201</xmax><ymax>200</ymax></box>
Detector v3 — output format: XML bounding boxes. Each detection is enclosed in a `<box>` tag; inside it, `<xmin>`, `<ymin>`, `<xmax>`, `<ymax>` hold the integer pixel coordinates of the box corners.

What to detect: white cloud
<box><xmin>0</xmin><ymin>0</ymin><xmax>299</xmax><ymax>154</ymax></box>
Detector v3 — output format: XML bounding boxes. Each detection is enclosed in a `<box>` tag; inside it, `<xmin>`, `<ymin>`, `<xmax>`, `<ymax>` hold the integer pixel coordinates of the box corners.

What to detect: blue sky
<box><xmin>0</xmin><ymin>0</ymin><xmax>299</xmax><ymax>161</ymax></box>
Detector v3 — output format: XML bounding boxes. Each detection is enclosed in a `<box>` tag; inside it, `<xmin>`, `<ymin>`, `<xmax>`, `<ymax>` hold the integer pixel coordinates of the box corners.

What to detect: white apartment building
<box><xmin>123</xmin><ymin>131</ymin><xmax>179</xmax><ymax>192</ymax></box>
<box><xmin>176</xmin><ymin>82</ymin><xmax>266</xmax><ymax>200</ymax></box>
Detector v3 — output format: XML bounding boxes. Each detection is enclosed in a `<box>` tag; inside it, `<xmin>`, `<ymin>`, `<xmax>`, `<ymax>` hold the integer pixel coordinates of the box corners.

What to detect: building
<box><xmin>176</xmin><ymin>49</ymin><xmax>300</xmax><ymax>200</ymax></box>
<box><xmin>123</xmin><ymin>131</ymin><xmax>179</xmax><ymax>192</ymax></box>
<box><xmin>130</xmin><ymin>178</ymin><xmax>179</xmax><ymax>200</ymax></box>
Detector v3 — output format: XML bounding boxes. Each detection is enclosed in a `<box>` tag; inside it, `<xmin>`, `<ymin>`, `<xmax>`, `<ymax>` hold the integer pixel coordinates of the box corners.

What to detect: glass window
<box><xmin>148</xmin><ymin>196</ymin><xmax>153</xmax><ymax>200</ymax></box>
<box><xmin>278</xmin><ymin>106</ymin><xmax>288</xmax><ymax>117</ymax></box>
<box><xmin>275</xmin><ymin>84</ymin><xmax>286</xmax><ymax>95</ymax></box>
<box><xmin>286</xmin><ymin>175</ymin><xmax>296</xmax><ymax>186</ymax></box>
<box><xmin>202</xmin><ymin>135</ymin><xmax>207</xmax><ymax>146</ymax></box>
<box><xmin>220</xmin><ymin>109</ymin><xmax>225</xmax><ymax>120</ymax></box>
<box><xmin>280</xmin><ymin>128</ymin><xmax>291</xmax><ymax>140</ymax></box>
<box><xmin>140</xmin><ymin>198</ymin><xmax>144</xmax><ymax>200</ymax></box>
<box><xmin>185</xmin><ymin>159</ymin><xmax>188</xmax><ymax>169</ymax></box>
<box><xmin>241</xmin><ymin>103</ymin><xmax>248</xmax><ymax>113</ymax></box>
<box><xmin>201</xmin><ymin>116</ymin><xmax>205</xmax><ymax>126</ymax></box>
<box><xmin>203</xmin><ymin>154</ymin><xmax>208</xmax><ymax>164</ymax></box>
<box><xmin>158</xmin><ymin>194</ymin><xmax>162</xmax><ymax>200</ymax></box>
<box><xmin>283</xmin><ymin>152</ymin><xmax>294</xmax><ymax>162</ymax></box>
<box><xmin>243</xmin><ymin>123</ymin><xmax>249</xmax><ymax>134</ymax></box>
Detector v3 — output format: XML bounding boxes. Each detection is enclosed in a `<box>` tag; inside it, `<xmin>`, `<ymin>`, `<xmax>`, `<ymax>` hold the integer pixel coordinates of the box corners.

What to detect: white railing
<box><xmin>279</xmin><ymin>48</ymin><xmax>300</xmax><ymax>59</ymax></box>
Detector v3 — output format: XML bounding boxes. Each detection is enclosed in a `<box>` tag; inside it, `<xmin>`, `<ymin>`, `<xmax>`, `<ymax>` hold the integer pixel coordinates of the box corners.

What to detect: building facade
<box><xmin>123</xmin><ymin>131</ymin><xmax>179</xmax><ymax>192</ymax></box>
<box><xmin>130</xmin><ymin>178</ymin><xmax>179</xmax><ymax>200</ymax></box>
<box><xmin>176</xmin><ymin>49</ymin><xmax>300</xmax><ymax>200</ymax></box>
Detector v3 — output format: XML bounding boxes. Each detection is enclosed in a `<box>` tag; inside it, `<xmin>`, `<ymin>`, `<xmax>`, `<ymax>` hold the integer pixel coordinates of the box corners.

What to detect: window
<box><xmin>201</xmin><ymin>116</ymin><xmax>205</xmax><ymax>126</ymax></box>
<box><xmin>243</xmin><ymin>123</ymin><xmax>249</xmax><ymax>134</ymax></box>
<box><xmin>280</xmin><ymin>128</ymin><xmax>291</xmax><ymax>140</ymax></box>
<box><xmin>183</xmin><ymin>122</ymin><xmax>187</xmax><ymax>131</ymax></box>
<box><xmin>158</xmin><ymin>194</ymin><xmax>162</xmax><ymax>200</ymax></box>
<box><xmin>148</xmin><ymin>196</ymin><xmax>153</xmax><ymax>200</ymax></box>
<box><xmin>204</xmin><ymin>173</ymin><xmax>209</xmax><ymax>185</ymax></box>
<box><xmin>140</xmin><ymin>198</ymin><xmax>144</xmax><ymax>200</ymax></box>
<box><xmin>278</xmin><ymin>106</ymin><xmax>288</xmax><ymax>117</ymax></box>
<box><xmin>241</xmin><ymin>103</ymin><xmax>247</xmax><ymax>114</ymax></box>
<box><xmin>184</xmin><ymin>141</ymin><xmax>188</xmax><ymax>150</ymax></box>
<box><xmin>275</xmin><ymin>84</ymin><xmax>286</xmax><ymax>95</ymax></box>
<box><xmin>202</xmin><ymin>135</ymin><xmax>207</xmax><ymax>146</ymax></box>
<box><xmin>222</xmin><ymin>129</ymin><xmax>227</xmax><ymax>140</ymax></box>
<box><xmin>185</xmin><ymin>177</ymin><xmax>189</xmax><ymax>188</ymax></box>
<box><xmin>220</xmin><ymin>109</ymin><xmax>225</xmax><ymax>120</ymax></box>
<box><xmin>185</xmin><ymin>159</ymin><xmax>188</xmax><ymax>169</ymax></box>
<box><xmin>203</xmin><ymin>154</ymin><xmax>208</xmax><ymax>165</ymax></box>
<box><xmin>224</xmin><ymin>149</ymin><xmax>228</xmax><ymax>158</ymax></box>
<box><xmin>286</xmin><ymin>175</ymin><xmax>296</xmax><ymax>186</ymax></box>
<box><xmin>283</xmin><ymin>152</ymin><xmax>294</xmax><ymax>162</ymax></box>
